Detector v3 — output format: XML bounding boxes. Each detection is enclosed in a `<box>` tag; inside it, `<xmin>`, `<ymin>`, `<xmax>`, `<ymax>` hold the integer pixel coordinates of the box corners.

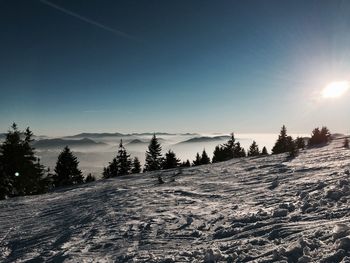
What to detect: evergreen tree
<box><xmin>223</xmin><ymin>133</ymin><xmax>236</xmax><ymax>159</ymax></box>
<box><xmin>295</xmin><ymin>137</ymin><xmax>305</xmax><ymax>149</ymax></box>
<box><xmin>344</xmin><ymin>137</ymin><xmax>349</xmax><ymax>149</ymax></box>
<box><xmin>233</xmin><ymin>142</ymin><xmax>246</xmax><ymax>157</ymax></box>
<box><xmin>288</xmin><ymin>140</ymin><xmax>298</xmax><ymax>158</ymax></box>
<box><xmin>192</xmin><ymin>152</ymin><xmax>202</xmax><ymax>166</ymax></box>
<box><xmin>200</xmin><ymin>149</ymin><xmax>210</xmax><ymax>165</ymax></box>
<box><xmin>248</xmin><ymin>141</ymin><xmax>260</xmax><ymax>156</ymax></box>
<box><xmin>53</xmin><ymin>146</ymin><xmax>83</xmax><ymax>187</ymax></box>
<box><xmin>212</xmin><ymin>133</ymin><xmax>246</xmax><ymax>162</ymax></box>
<box><xmin>85</xmin><ymin>173</ymin><xmax>96</xmax><ymax>183</ymax></box>
<box><xmin>261</xmin><ymin>146</ymin><xmax>268</xmax><ymax>155</ymax></box>
<box><xmin>144</xmin><ymin>134</ymin><xmax>163</xmax><ymax>172</ymax></box>
<box><xmin>103</xmin><ymin>158</ymin><xmax>118</xmax><ymax>178</ymax></box>
<box><xmin>0</xmin><ymin>123</ymin><xmax>47</xmax><ymax>197</ymax></box>
<box><xmin>116</xmin><ymin>140</ymin><xmax>131</xmax><ymax>176</ymax></box>
<box><xmin>308</xmin><ymin>126</ymin><xmax>331</xmax><ymax>146</ymax></box>
<box><xmin>272</xmin><ymin>125</ymin><xmax>294</xmax><ymax>154</ymax></box>
<box><xmin>162</xmin><ymin>150</ymin><xmax>180</xmax><ymax>169</ymax></box>
<box><xmin>180</xmin><ymin>160</ymin><xmax>191</xmax><ymax>167</ymax></box>
<box><xmin>131</xmin><ymin>157</ymin><xmax>142</xmax><ymax>174</ymax></box>
<box><xmin>212</xmin><ymin>145</ymin><xmax>224</xmax><ymax>163</ymax></box>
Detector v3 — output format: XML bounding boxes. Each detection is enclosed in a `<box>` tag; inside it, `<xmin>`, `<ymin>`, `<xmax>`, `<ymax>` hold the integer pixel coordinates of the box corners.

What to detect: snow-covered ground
<box><xmin>1</xmin><ymin>137</ymin><xmax>350</xmax><ymax>262</ymax></box>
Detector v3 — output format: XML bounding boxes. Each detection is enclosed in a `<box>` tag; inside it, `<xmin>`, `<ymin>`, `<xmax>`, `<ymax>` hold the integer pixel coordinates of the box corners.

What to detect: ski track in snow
<box><xmin>1</xmin><ymin>138</ymin><xmax>350</xmax><ymax>262</ymax></box>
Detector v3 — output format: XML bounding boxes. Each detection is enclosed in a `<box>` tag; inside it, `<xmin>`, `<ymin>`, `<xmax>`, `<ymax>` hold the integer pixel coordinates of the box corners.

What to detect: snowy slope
<box><xmin>1</xmin><ymin>138</ymin><xmax>350</xmax><ymax>262</ymax></box>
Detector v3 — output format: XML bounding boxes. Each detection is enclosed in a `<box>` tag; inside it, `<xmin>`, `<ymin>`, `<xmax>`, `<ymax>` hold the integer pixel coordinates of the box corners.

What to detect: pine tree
<box><xmin>272</xmin><ymin>125</ymin><xmax>294</xmax><ymax>154</ymax></box>
<box><xmin>261</xmin><ymin>146</ymin><xmax>268</xmax><ymax>155</ymax></box>
<box><xmin>309</xmin><ymin>126</ymin><xmax>331</xmax><ymax>146</ymax></box>
<box><xmin>131</xmin><ymin>157</ymin><xmax>142</xmax><ymax>174</ymax></box>
<box><xmin>223</xmin><ymin>133</ymin><xmax>235</xmax><ymax>159</ymax></box>
<box><xmin>162</xmin><ymin>150</ymin><xmax>180</xmax><ymax>169</ymax></box>
<box><xmin>85</xmin><ymin>173</ymin><xmax>96</xmax><ymax>183</ymax></box>
<box><xmin>0</xmin><ymin>123</ymin><xmax>47</xmax><ymax>197</ymax></box>
<box><xmin>116</xmin><ymin>140</ymin><xmax>131</xmax><ymax>176</ymax></box>
<box><xmin>180</xmin><ymin>160</ymin><xmax>191</xmax><ymax>167</ymax></box>
<box><xmin>248</xmin><ymin>141</ymin><xmax>260</xmax><ymax>156</ymax></box>
<box><xmin>234</xmin><ymin>142</ymin><xmax>246</xmax><ymax>157</ymax></box>
<box><xmin>295</xmin><ymin>137</ymin><xmax>305</xmax><ymax>149</ymax></box>
<box><xmin>144</xmin><ymin>134</ymin><xmax>163</xmax><ymax>172</ymax></box>
<box><xmin>53</xmin><ymin>146</ymin><xmax>84</xmax><ymax>187</ymax></box>
<box><xmin>200</xmin><ymin>149</ymin><xmax>210</xmax><ymax>164</ymax></box>
<box><xmin>103</xmin><ymin>158</ymin><xmax>118</xmax><ymax>178</ymax></box>
<box><xmin>192</xmin><ymin>153</ymin><xmax>202</xmax><ymax>166</ymax></box>
<box><xmin>212</xmin><ymin>145</ymin><xmax>223</xmax><ymax>163</ymax></box>
<box><xmin>344</xmin><ymin>137</ymin><xmax>349</xmax><ymax>149</ymax></box>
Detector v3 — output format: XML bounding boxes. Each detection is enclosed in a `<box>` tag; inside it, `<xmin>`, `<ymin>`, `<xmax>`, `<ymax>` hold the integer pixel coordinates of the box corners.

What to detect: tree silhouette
<box><xmin>53</xmin><ymin>146</ymin><xmax>84</xmax><ymax>187</ymax></box>
<box><xmin>261</xmin><ymin>146</ymin><xmax>268</xmax><ymax>155</ymax></box>
<box><xmin>212</xmin><ymin>133</ymin><xmax>246</xmax><ymax>162</ymax></box>
<box><xmin>295</xmin><ymin>137</ymin><xmax>305</xmax><ymax>149</ymax></box>
<box><xmin>162</xmin><ymin>150</ymin><xmax>180</xmax><ymax>169</ymax></box>
<box><xmin>131</xmin><ymin>157</ymin><xmax>142</xmax><ymax>174</ymax></box>
<box><xmin>200</xmin><ymin>149</ymin><xmax>210</xmax><ymax>165</ymax></box>
<box><xmin>248</xmin><ymin>141</ymin><xmax>260</xmax><ymax>156</ymax></box>
<box><xmin>116</xmin><ymin>140</ymin><xmax>131</xmax><ymax>176</ymax></box>
<box><xmin>272</xmin><ymin>125</ymin><xmax>294</xmax><ymax>154</ymax></box>
<box><xmin>85</xmin><ymin>173</ymin><xmax>96</xmax><ymax>183</ymax></box>
<box><xmin>234</xmin><ymin>142</ymin><xmax>246</xmax><ymax>157</ymax></box>
<box><xmin>344</xmin><ymin>137</ymin><xmax>349</xmax><ymax>149</ymax></box>
<box><xmin>308</xmin><ymin>126</ymin><xmax>331</xmax><ymax>146</ymax></box>
<box><xmin>180</xmin><ymin>160</ymin><xmax>191</xmax><ymax>167</ymax></box>
<box><xmin>192</xmin><ymin>153</ymin><xmax>202</xmax><ymax>166</ymax></box>
<box><xmin>103</xmin><ymin>158</ymin><xmax>118</xmax><ymax>178</ymax></box>
<box><xmin>144</xmin><ymin>134</ymin><xmax>163</xmax><ymax>172</ymax></box>
<box><xmin>0</xmin><ymin>123</ymin><xmax>47</xmax><ymax>198</ymax></box>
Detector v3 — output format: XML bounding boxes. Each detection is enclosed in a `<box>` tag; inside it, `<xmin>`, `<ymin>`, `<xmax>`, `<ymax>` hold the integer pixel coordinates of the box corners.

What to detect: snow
<box><xmin>1</xmin><ymin>138</ymin><xmax>350</xmax><ymax>262</ymax></box>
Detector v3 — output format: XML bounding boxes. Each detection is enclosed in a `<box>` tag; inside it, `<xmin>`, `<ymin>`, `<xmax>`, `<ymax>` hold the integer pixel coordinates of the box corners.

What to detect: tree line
<box><xmin>0</xmin><ymin>123</ymin><xmax>347</xmax><ymax>199</ymax></box>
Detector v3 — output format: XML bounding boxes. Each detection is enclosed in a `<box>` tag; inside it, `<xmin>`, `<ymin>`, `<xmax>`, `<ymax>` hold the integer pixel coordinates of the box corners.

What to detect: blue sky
<box><xmin>1</xmin><ymin>0</ymin><xmax>350</xmax><ymax>136</ymax></box>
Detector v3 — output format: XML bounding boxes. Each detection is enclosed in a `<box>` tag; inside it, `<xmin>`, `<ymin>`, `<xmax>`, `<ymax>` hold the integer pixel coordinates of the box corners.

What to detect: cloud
<box><xmin>39</xmin><ymin>0</ymin><xmax>141</xmax><ymax>42</ymax></box>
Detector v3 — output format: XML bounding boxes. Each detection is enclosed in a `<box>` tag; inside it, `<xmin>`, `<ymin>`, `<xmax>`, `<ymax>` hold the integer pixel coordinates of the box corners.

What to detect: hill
<box><xmin>1</xmin><ymin>138</ymin><xmax>350</xmax><ymax>262</ymax></box>
<box><xmin>33</xmin><ymin>138</ymin><xmax>105</xmax><ymax>148</ymax></box>
<box><xmin>177</xmin><ymin>135</ymin><xmax>231</xmax><ymax>144</ymax></box>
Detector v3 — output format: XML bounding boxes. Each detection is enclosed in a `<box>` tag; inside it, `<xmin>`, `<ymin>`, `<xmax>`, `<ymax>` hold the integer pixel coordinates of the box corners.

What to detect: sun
<box><xmin>322</xmin><ymin>81</ymin><xmax>349</xmax><ymax>98</ymax></box>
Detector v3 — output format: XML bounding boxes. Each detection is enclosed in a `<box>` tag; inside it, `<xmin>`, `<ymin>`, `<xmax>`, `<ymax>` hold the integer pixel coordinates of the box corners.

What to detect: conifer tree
<box><xmin>344</xmin><ymin>137</ymin><xmax>349</xmax><ymax>149</ymax></box>
<box><xmin>212</xmin><ymin>146</ymin><xmax>222</xmax><ymax>163</ymax></box>
<box><xmin>272</xmin><ymin>125</ymin><xmax>294</xmax><ymax>154</ymax></box>
<box><xmin>295</xmin><ymin>137</ymin><xmax>305</xmax><ymax>149</ymax></box>
<box><xmin>180</xmin><ymin>160</ymin><xmax>191</xmax><ymax>167</ymax></box>
<box><xmin>53</xmin><ymin>146</ymin><xmax>83</xmax><ymax>187</ymax></box>
<box><xmin>308</xmin><ymin>126</ymin><xmax>331</xmax><ymax>146</ymax></box>
<box><xmin>248</xmin><ymin>141</ymin><xmax>260</xmax><ymax>156</ymax></box>
<box><xmin>131</xmin><ymin>157</ymin><xmax>142</xmax><ymax>174</ymax></box>
<box><xmin>261</xmin><ymin>146</ymin><xmax>268</xmax><ymax>155</ymax></box>
<box><xmin>200</xmin><ymin>149</ymin><xmax>210</xmax><ymax>164</ymax></box>
<box><xmin>0</xmin><ymin>123</ymin><xmax>47</xmax><ymax>197</ymax></box>
<box><xmin>192</xmin><ymin>153</ymin><xmax>202</xmax><ymax>166</ymax></box>
<box><xmin>234</xmin><ymin>142</ymin><xmax>246</xmax><ymax>157</ymax></box>
<box><xmin>116</xmin><ymin>140</ymin><xmax>131</xmax><ymax>176</ymax></box>
<box><xmin>85</xmin><ymin>173</ymin><xmax>96</xmax><ymax>183</ymax></box>
<box><xmin>162</xmin><ymin>150</ymin><xmax>180</xmax><ymax>169</ymax></box>
<box><xmin>103</xmin><ymin>158</ymin><xmax>118</xmax><ymax>178</ymax></box>
<box><xmin>144</xmin><ymin>134</ymin><xmax>163</xmax><ymax>172</ymax></box>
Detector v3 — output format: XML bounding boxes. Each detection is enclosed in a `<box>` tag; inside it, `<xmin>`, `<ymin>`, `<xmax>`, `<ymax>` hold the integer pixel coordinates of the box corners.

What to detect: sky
<box><xmin>1</xmin><ymin>0</ymin><xmax>350</xmax><ymax>136</ymax></box>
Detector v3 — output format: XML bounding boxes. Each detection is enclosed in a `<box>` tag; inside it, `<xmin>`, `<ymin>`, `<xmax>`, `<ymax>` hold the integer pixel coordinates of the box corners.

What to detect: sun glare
<box><xmin>322</xmin><ymin>81</ymin><xmax>349</xmax><ymax>98</ymax></box>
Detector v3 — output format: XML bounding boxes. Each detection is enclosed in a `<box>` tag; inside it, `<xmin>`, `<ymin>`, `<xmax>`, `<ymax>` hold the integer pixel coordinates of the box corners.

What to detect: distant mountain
<box><xmin>64</xmin><ymin>132</ymin><xmax>177</xmax><ymax>138</ymax></box>
<box><xmin>33</xmin><ymin>138</ymin><xmax>106</xmax><ymax>149</ymax></box>
<box><xmin>177</xmin><ymin>136</ymin><xmax>230</xmax><ymax>144</ymax></box>
<box><xmin>64</xmin><ymin>132</ymin><xmax>126</xmax><ymax>139</ymax></box>
<box><xmin>126</xmin><ymin>139</ymin><xmax>147</xmax><ymax>145</ymax></box>
<box><xmin>129</xmin><ymin>132</ymin><xmax>176</xmax><ymax>136</ymax></box>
